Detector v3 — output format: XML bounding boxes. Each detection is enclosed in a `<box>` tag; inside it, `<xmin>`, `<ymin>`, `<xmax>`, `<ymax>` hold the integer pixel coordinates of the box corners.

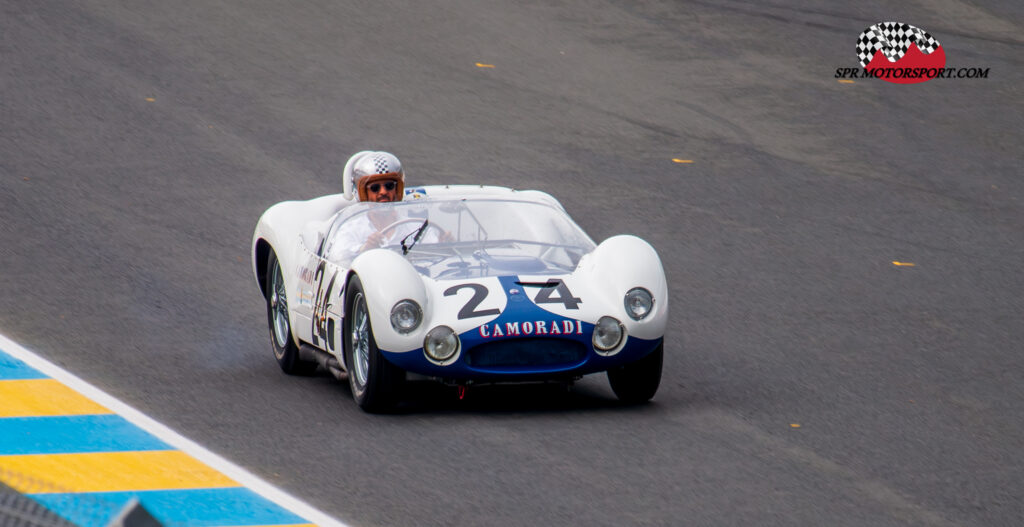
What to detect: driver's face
<box><xmin>367</xmin><ymin>179</ymin><xmax>399</xmax><ymax>202</ymax></box>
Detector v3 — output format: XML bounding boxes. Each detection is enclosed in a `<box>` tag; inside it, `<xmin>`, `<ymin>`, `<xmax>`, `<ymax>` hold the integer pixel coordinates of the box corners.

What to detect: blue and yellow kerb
<box><xmin>0</xmin><ymin>344</ymin><xmax>331</xmax><ymax>527</ymax></box>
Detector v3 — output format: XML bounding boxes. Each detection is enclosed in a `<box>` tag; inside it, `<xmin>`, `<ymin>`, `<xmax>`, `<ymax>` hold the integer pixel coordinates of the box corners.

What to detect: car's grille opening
<box><xmin>466</xmin><ymin>338</ymin><xmax>587</xmax><ymax>368</ymax></box>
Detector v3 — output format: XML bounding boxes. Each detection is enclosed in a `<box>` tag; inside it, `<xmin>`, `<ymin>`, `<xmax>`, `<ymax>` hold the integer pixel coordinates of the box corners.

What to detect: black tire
<box><xmin>266</xmin><ymin>250</ymin><xmax>318</xmax><ymax>375</ymax></box>
<box><xmin>344</xmin><ymin>275</ymin><xmax>404</xmax><ymax>412</ymax></box>
<box><xmin>607</xmin><ymin>342</ymin><xmax>663</xmax><ymax>403</ymax></box>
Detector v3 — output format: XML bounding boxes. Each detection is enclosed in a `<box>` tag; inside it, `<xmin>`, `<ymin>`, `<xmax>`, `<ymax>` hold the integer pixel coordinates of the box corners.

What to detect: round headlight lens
<box><xmin>624</xmin><ymin>288</ymin><xmax>654</xmax><ymax>320</ymax></box>
<box><xmin>390</xmin><ymin>300</ymin><xmax>422</xmax><ymax>334</ymax></box>
<box><xmin>424</xmin><ymin>325</ymin><xmax>459</xmax><ymax>361</ymax></box>
<box><xmin>592</xmin><ymin>316</ymin><xmax>624</xmax><ymax>352</ymax></box>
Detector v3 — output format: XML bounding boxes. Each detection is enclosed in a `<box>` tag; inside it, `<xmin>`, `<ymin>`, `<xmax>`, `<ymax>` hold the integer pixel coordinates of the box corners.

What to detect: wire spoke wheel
<box><xmin>270</xmin><ymin>260</ymin><xmax>290</xmax><ymax>353</ymax></box>
<box><xmin>344</xmin><ymin>275</ymin><xmax>404</xmax><ymax>412</ymax></box>
<box><xmin>265</xmin><ymin>249</ymin><xmax>317</xmax><ymax>375</ymax></box>
<box><xmin>350</xmin><ymin>292</ymin><xmax>370</xmax><ymax>388</ymax></box>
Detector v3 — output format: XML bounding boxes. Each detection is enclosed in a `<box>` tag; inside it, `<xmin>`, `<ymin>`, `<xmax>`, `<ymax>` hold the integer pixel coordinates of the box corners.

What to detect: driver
<box><xmin>334</xmin><ymin>151</ymin><xmax>446</xmax><ymax>256</ymax></box>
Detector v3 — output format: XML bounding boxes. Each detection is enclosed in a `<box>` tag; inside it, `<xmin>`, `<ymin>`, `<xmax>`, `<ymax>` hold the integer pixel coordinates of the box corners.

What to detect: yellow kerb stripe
<box><xmin>0</xmin><ymin>379</ymin><xmax>111</xmax><ymax>417</ymax></box>
<box><xmin>0</xmin><ymin>451</ymin><xmax>239</xmax><ymax>493</ymax></box>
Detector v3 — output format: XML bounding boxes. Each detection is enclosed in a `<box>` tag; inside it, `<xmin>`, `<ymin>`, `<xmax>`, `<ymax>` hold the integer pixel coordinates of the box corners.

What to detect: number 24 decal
<box><xmin>444</xmin><ymin>280</ymin><xmax>581</xmax><ymax>320</ymax></box>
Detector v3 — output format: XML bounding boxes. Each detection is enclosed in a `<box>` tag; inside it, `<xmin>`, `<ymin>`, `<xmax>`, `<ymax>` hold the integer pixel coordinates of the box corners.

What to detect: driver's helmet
<box><xmin>348</xmin><ymin>151</ymin><xmax>405</xmax><ymax>202</ymax></box>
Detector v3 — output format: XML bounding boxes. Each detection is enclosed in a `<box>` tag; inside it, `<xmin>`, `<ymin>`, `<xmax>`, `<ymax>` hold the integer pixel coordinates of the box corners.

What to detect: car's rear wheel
<box><xmin>266</xmin><ymin>250</ymin><xmax>317</xmax><ymax>375</ymax></box>
<box><xmin>344</xmin><ymin>275</ymin><xmax>404</xmax><ymax>412</ymax></box>
<box><xmin>607</xmin><ymin>342</ymin><xmax>663</xmax><ymax>403</ymax></box>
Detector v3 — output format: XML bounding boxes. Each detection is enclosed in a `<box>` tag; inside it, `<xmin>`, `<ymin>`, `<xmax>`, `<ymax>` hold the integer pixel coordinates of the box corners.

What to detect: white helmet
<box><xmin>343</xmin><ymin>151</ymin><xmax>405</xmax><ymax>201</ymax></box>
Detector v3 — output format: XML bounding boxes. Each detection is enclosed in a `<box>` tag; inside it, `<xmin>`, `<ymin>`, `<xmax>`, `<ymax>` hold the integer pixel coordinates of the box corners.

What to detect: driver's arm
<box><xmin>329</xmin><ymin>219</ymin><xmax>382</xmax><ymax>259</ymax></box>
<box><xmin>360</xmin><ymin>230</ymin><xmax>386</xmax><ymax>252</ymax></box>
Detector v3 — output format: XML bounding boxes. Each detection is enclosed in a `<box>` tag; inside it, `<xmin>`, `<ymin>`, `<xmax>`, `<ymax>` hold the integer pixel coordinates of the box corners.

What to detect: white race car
<box><xmin>252</xmin><ymin>183</ymin><xmax>668</xmax><ymax>412</ymax></box>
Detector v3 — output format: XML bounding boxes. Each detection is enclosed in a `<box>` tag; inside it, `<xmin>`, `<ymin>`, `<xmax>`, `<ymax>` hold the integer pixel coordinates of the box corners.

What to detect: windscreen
<box><xmin>322</xmin><ymin>198</ymin><xmax>595</xmax><ymax>279</ymax></box>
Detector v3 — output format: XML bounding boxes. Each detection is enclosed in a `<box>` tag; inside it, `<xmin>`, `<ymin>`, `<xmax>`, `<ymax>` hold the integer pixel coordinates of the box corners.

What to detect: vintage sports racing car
<box><xmin>252</xmin><ymin>183</ymin><xmax>668</xmax><ymax>412</ymax></box>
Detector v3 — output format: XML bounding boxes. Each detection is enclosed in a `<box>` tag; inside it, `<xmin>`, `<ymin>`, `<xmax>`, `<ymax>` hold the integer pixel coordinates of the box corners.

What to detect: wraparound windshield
<box><xmin>322</xmin><ymin>198</ymin><xmax>595</xmax><ymax>279</ymax></box>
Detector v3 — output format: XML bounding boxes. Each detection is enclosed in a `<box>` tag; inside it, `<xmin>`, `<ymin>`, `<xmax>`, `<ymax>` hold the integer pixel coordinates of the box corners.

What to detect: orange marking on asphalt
<box><xmin>145</xmin><ymin>97</ymin><xmax>156</xmax><ymax>102</ymax></box>
<box><xmin>475</xmin><ymin>63</ymin><xmax>495</xmax><ymax>68</ymax></box>
<box><xmin>892</xmin><ymin>261</ymin><xmax>916</xmax><ymax>267</ymax></box>
<box><xmin>790</xmin><ymin>423</ymin><xmax>801</xmax><ymax>428</ymax></box>
<box><xmin>838</xmin><ymin>80</ymin><xmax>855</xmax><ymax>84</ymax></box>
<box><xmin>672</xmin><ymin>159</ymin><xmax>693</xmax><ymax>164</ymax></box>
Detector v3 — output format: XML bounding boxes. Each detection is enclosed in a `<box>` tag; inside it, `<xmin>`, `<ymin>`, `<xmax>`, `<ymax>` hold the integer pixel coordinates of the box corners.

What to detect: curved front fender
<box><xmin>348</xmin><ymin>249</ymin><xmax>428</xmax><ymax>352</ymax></box>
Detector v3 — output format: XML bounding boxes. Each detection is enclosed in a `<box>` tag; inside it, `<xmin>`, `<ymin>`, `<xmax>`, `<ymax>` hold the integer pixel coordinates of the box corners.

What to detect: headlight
<box><xmin>390</xmin><ymin>300</ymin><xmax>422</xmax><ymax>334</ymax></box>
<box><xmin>592</xmin><ymin>316</ymin><xmax>624</xmax><ymax>352</ymax></box>
<box><xmin>624</xmin><ymin>287</ymin><xmax>654</xmax><ymax>320</ymax></box>
<box><xmin>424</xmin><ymin>325</ymin><xmax>460</xmax><ymax>361</ymax></box>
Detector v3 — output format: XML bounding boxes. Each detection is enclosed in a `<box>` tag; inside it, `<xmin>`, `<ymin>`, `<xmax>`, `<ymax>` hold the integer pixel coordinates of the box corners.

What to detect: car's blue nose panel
<box><xmin>379</xmin><ymin>275</ymin><xmax>662</xmax><ymax>381</ymax></box>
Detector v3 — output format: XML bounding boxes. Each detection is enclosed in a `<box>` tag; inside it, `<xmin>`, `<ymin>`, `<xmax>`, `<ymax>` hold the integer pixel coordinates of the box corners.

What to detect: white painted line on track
<box><xmin>0</xmin><ymin>333</ymin><xmax>350</xmax><ymax>527</ymax></box>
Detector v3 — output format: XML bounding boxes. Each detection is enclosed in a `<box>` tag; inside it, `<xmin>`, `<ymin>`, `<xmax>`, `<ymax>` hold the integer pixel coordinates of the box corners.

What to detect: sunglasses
<box><xmin>368</xmin><ymin>181</ymin><xmax>397</xmax><ymax>193</ymax></box>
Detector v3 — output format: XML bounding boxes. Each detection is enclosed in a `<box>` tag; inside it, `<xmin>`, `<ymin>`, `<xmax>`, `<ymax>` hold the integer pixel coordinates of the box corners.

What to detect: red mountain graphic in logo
<box><xmin>856</xmin><ymin>22</ymin><xmax>946</xmax><ymax>84</ymax></box>
<box><xmin>865</xmin><ymin>43</ymin><xmax>947</xmax><ymax>84</ymax></box>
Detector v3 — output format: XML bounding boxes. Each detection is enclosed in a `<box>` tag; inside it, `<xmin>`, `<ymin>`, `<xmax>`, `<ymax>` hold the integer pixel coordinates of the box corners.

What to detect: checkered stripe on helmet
<box><xmin>351</xmin><ymin>151</ymin><xmax>402</xmax><ymax>179</ymax></box>
<box><xmin>356</xmin><ymin>152</ymin><xmax>397</xmax><ymax>176</ymax></box>
<box><xmin>856</xmin><ymin>22</ymin><xmax>941</xmax><ymax>67</ymax></box>
<box><xmin>371</xmin><ymin>153</ymin><xmax>393</xmax><ymax>174</ymax></box>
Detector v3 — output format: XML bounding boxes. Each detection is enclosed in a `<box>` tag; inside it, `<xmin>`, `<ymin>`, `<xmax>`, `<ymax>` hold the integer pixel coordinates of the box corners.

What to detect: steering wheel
<box><xmin>380</xmin><ymin>218</ymin><xmax>448</xmax><ymax>241</ymax></box>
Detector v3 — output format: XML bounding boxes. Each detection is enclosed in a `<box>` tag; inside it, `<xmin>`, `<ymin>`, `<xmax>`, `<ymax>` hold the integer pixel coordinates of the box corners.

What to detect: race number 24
<box><xmin>444</xmin><ymin>280</ymin><xmax>581</xmax><ymax>320</ymax></box>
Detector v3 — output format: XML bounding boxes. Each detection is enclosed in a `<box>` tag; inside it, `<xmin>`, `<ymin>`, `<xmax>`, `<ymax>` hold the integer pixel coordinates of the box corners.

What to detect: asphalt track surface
<box><xmin>2</xmin><ymin>1</ymin><xmax>1022</xmax><ymax>526</ymax></box>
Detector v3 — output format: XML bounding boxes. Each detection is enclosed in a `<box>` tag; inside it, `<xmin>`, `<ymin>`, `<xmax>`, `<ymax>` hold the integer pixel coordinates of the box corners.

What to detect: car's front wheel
<box><xmin>344</xmin><ymin>275</ymin><xmax>404</xmax><ymax>412</ymax></box>
<box><xmin>266</xmin><ymin>250</ymin><xmax>318</xmax><ymax>375</ymax></box>
<box><xmin>606</xmin><ymin>342</ymin><xmax>663</xmax><ymax>403</ymax></box>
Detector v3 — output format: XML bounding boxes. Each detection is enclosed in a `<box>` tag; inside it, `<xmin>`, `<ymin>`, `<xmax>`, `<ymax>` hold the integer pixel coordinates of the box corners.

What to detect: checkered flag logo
<box><xmin>856</xmin><ymin>22</ymin><xmax>941</xmax><ymax>67</ymax></box>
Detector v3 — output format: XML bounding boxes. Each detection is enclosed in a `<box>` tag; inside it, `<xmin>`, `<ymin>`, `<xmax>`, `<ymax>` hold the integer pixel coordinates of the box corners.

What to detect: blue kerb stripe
<box><xmin>30</xmin><ymin>488</ymin><xmax>308</xmax><ymax>527</ymax></box>
<box><xmin>0</xmin><ymin>415</ymin><xmax>170</xmax><ymax>455</ymax></box>
<box><xmin>0</xmin><ymin>350</ymin><xmax>46</xmax><ymax>379</ymax></box>
<box><xmin>0</xmin><ymin>349</ymin><xmax>323</xmax><ymax>526</ymax></box>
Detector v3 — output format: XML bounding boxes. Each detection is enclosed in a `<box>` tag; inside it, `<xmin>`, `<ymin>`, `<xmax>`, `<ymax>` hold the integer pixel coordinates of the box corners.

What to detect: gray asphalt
<box><xmin>2</xmin><ymin>1</ymin><xmax>1022</xmax><ymax>525</ymax></box>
